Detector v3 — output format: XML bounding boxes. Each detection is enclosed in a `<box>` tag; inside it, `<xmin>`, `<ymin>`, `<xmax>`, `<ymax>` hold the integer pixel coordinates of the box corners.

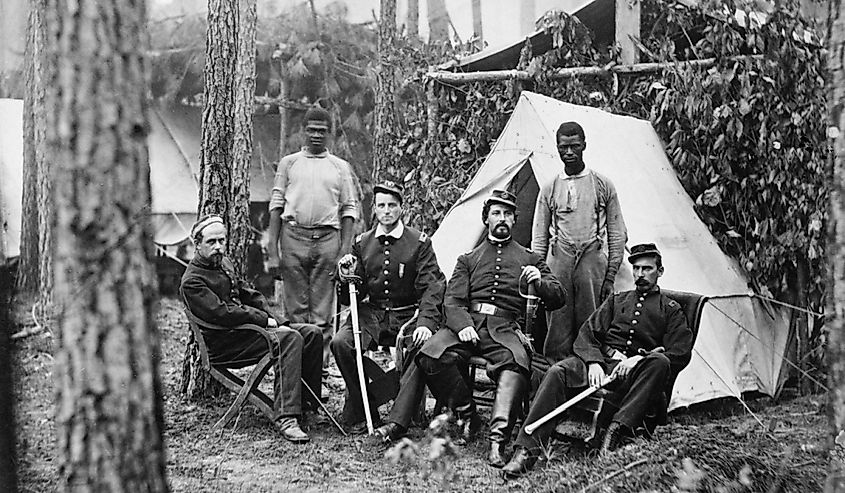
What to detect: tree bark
<box><xmin>18</xmin><ymin>0</ymin><xmax>48</xmax><ymax>297</ymax></box>
<box><xmin>183</xmin><ymin>0</ymin><xmax>240</xmax><ymax>401</ymax></box>
<box><xmin>278</xmin><ymin>60</ymin><xmax>289</xmax><ymax>158</ymax></box>
<box><xmin>0</xmin><ymin>180</ymin><xmax>17</xmax><ymax>493</ymax></box>
<box><xmin>229</xmin><ymin>0</ymin><xmax>256</xmax><ymax>275</ymax></box>
<box><xmin>46</xmin><ymin>0</ymin><xmax>169</xmax><ymax>489</ymax></box>
<box><xmin>828</xmin><ymin>0</ymin><xmax>845</xmax><ymax>489</ymax></box>
<box><xmin>374</xmin><ymin>0</ymin><xmax>397</xmax><ymax>183</ymax></box>
<box><xmin>471</xmin><ymin>0</ymin><xmax>482</xmax><ymax>44</ymax></box>
<box><xmin>427</xmin><ymin>0</ymin><xmax>449</xmax><ymax>43</ymax></box>
<box><xmin>406</xmin><ymin>0</ymin><xmax>419</xmax><ymax>39</ymax></box>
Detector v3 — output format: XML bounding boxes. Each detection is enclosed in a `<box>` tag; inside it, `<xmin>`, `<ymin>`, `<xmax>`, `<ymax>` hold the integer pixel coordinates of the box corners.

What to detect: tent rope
<box><xmin>707</xmin><ymin>301</ymin><xmax>829</xmax><ymax>392</ymax></box>
<box><xmin>692</xmin><ymin>347</ymin><xmax>771</xmax><ymax>435</ymax></box>
<box><xmin>156</xmin><ymin>244</ymin><xmax>189</xmax><ymax>268</ymax></box>
<box><xmin>707</xmin><ymin>292</ymin><xmax>825</xmax><ymax>318</ymax></box>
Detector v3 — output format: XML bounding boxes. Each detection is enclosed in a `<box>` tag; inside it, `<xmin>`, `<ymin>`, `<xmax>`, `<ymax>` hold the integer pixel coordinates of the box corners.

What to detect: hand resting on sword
<box><xmin>609</xmin><ymin>354</ymin><xmax>644</xmax><ymax>381</ymax></box>
<box><xmin>587</xmin><ymin>363</ymin><xmax>606</xmax><ymax>388</ymax></box>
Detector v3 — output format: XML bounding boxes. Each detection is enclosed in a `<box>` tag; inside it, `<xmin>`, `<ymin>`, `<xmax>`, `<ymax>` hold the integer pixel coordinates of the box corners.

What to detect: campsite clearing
<box><xmin>13</xmin><ymin>298</ymin><xmax>827</xmax><ymax>492</ymax></box>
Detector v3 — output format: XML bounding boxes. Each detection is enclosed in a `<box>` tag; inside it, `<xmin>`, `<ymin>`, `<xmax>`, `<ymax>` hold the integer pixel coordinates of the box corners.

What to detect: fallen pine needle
<box><xmin>579</xmin><ymin>458</ymin><xmax>648</xmax><ymax>493</ymax></box>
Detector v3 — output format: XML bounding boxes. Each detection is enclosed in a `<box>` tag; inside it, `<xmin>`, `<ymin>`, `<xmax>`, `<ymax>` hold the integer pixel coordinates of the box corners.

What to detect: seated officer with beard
<box><xmin>417</xmin><ymin>190</ymin><xmax>565</xmax><ymax>468</ymax></box>
<box><xmin>181</xmin><ymin>215</ymin><xmax>324</xmax><ymax>443</ymax></box>
<box><xmin>502</xmin><ymin>243</ymin><xmax>693</xmax><ymax>477</ymax></box>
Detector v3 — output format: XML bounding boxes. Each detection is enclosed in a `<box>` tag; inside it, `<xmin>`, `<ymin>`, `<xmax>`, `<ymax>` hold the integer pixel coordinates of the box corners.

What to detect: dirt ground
<box><xmin>12</xmin><ymin>298</ymin><xmax>829</xmax><ymax>492</ymax></box>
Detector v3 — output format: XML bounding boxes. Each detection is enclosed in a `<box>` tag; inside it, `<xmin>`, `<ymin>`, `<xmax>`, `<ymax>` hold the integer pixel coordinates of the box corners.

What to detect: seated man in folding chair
<box><xmin>181</xmin><ymin>215</ymin><xmax>323</xmax><ymax>443</ymax></box>
<box><xmin>503</xmin><ymin>243</ymin><xmax>694</xmax><ymax>477</ymax></box>
<box><xmin>333</xmin><ymin>181</ymin><xmax>446</xmax><ymax>437</ymax></box>
<box><xmin>417</xmin><ymin>190</ymin><xmax>565</xmax><ymax>468</ymax></box>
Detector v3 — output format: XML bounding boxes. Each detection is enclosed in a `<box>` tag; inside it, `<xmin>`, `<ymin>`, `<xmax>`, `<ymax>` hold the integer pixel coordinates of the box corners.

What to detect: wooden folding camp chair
<box><xmin>183</xmin><ymin>308</ymin><xmax>276</xmax><ymax>431</ymax></box>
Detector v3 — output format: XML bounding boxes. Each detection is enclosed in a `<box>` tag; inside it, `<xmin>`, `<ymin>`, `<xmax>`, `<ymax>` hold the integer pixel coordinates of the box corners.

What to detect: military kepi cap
<box><xmin>373</xmin><ymin>180</ymin><xmax>404</xmax><ymax>203</ymax></box>
<box><xmin>484</xmin><ymin>189</ymin><xmax>517</xmax><ymax>209</ymax></box>
<box><xmin>628</xmin><ymin>243</ymin><xmax>662</xmax><ymax>263</ymax></box>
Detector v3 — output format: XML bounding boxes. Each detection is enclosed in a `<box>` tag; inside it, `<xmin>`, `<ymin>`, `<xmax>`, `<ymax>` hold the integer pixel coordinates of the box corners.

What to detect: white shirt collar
<box><xmin>562</xmin><ymin>167</ymin><xmax>591</xmax><ymax>179</ymax></box>
<box><xmin>375</xmin><ymin>221</ymin><xmax>404</xmax><ymax>239</ymax></box>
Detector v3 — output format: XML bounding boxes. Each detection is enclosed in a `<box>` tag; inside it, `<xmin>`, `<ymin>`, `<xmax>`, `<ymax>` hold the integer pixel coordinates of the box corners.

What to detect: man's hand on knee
<box><xmin>610</xmin><ymin>355</ymin><xmax>643</xmax><ymax>380</ymax></box>
<box><xmin>458</xmin><ymin>326</ymin><xmax>479</xmax><ymax>344</ymax></box>
<box><xmin>412</xmin><ymin>326</ymin><xmax>433</xmax><ymax>345</ymax></box>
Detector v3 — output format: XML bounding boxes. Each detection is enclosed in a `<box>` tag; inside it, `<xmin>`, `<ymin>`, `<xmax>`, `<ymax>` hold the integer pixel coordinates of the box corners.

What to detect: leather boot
<box><xmin>502</xmin><ymin>447</ymin><xmax>537</xmax><ymax>478</ymax></box>
<box><xmin>599</xmin><ymin>421</ymin><xmax>629</xmax><ymax>455</ymax></box>
<box><xmin>488</xmin><ymin>370</ymin><xmax>528</xmax><ymax>468</ymax></box>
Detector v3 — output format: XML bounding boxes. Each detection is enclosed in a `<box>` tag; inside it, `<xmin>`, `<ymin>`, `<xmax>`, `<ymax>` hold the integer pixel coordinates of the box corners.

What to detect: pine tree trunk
<box><xmin>471</xmin><ymin>0</ymin><xmax>482</xmax><ymax>44</ymax></box>
<box><xmin>374</xmin><ymin>0</ymin><xmax>397</xmax><ymax>183</ymax></box>
<box><xmin>47</xmin><ymin>0</ymin><xmax>169</xmax><ymax>489</ymax></box>
<box><xmin>278</xmin><ymin>63</ymin><xmax>289</xmax><ymax>158</ymax></box>
<box><xmin>183</xmin><ymin>0</ymin><xmax>240</xmax><ymax>401</ymax></box>
<box><xmin>406</xmin><ymin>0</ymin><xmax>419</xmax><ymax>39</ymax></box>
<box><xmin>427</xmin><ymin>0</ymin><xmax>449</xmax><ymax>43</ymax></box>
<box><xmin>827</xmin><ymin>0</ymin><xmax>845</xmax><ymax>489</ymax></box>
<box><xmin>0</xmin><ymin>184</ymin><xmax>17</xmax><ymax>493</ymax></box>
<box><xmin>17</xmin><ymin>0</ymin><xmax>47</xmax><ymax>296</ymax></box>
<box><xmin>229</xmin><ymin>0</ymin><xmax>256</xmax><ymax>275</ymax></box>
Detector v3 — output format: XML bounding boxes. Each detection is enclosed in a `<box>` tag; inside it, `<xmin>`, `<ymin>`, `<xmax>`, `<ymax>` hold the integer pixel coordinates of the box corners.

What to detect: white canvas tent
<box><xmin>432</xmin><ymin>91</ymin><xmax>791</xmax><ymax>410</ymax></box>
<box><xmin>0</xmin><ymin>98</ymin><xmax>199</xmax><ymax>258</ymax></box>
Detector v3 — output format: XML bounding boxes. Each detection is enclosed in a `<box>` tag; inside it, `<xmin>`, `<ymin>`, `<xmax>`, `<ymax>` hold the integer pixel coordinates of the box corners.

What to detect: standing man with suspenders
<box><xmin>532</xmin><ymin>121</ymin><xmax>627</xmax><ymax>361</ymax></box>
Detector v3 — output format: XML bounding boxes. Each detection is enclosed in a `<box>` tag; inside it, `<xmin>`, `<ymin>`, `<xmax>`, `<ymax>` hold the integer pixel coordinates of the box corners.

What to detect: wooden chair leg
<box><xmin>211</xmin><ymin>354</ymin><xmax>273</xmax><ymax>432</ymax></box>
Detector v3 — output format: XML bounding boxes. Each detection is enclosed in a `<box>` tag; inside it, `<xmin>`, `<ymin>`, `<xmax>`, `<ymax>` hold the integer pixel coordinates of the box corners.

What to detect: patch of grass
<box><xmin>12</xmin><ymin>298</ymin><xmax>828</xmax><ymax>492</ymax></box>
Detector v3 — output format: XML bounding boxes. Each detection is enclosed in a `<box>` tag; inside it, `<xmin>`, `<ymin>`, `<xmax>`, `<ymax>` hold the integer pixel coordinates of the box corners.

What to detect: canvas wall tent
<box><xmin>0</xmin><ymin>99</ymin><xmax>282</xmax><ymax>257</ymax></box>
<box><xmin>431</xmin><ymin>91</ymin><xmax>791</xmax><ymax>411</ymax></box>
<box><xmin>0</xmin><ymin>99</ymin><xmax>200</xmax><ymax>256</ymax></box>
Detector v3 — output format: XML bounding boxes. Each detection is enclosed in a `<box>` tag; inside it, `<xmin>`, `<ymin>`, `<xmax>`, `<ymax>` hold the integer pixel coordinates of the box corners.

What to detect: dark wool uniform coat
<box><xmin>570</xmin><ymin>287</ymin><xmax>693</xmax><ymax>387</ymax></box>
<box><xmin>181</xmin><ymin>256</ymin><xmax>277</xmax><ymax>328</ymax></box>
<box><xmin>420</xmin><ymin>237</ymin><xmax>565</xmax><ymax>372</ymax></box>
<box><xmin>338</xmin><ymin>224</ymin><xmax>445</xmax><ymax>340</ymax></box>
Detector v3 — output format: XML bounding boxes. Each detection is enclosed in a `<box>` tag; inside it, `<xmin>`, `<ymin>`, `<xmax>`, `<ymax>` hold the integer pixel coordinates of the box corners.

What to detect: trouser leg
<box><xmin>270</xmin><ymin>326</ymin><xmax>305</xmax><ymax>418</ymax></box>
<box><xmin>543</xmin><ymin>250</ymin><xmax>577</xmax><ymax>360</ymax></box>
<box><xmin>280</xmin><ymin>226</ymin><xmax>313</xmax><ymax>326</ymax></box>
<box><xmin>612</xmin><ymin>353</ymin><xmax>671</xmax><ymax>429</ymax></box>
<box><xmin>291</xmin><ymin>323</ymin><xmax>323</xmax><ymax>411</ymax></box>
<box><xmin>514</xmin><ymin>358</ymin><xmax>584</xmax><ymax>453</ymax></box>
<box><xmin>418</xmin><ymin>352</ymin><xmax>474</xmax><ymax>419</ymax></box>
<box><xmin>330</xmin><ymin>319</ymin><xmax>378</xmax><ymax>425</ymax></box>
<box><xmin>387</xmin><ymin>349</ymin><xmax>425</xmax><ymax>428</ymax></box>
<box><xmin>571</xmin><ymin>246</ymin><xmax>607</xmax><ymax>334</ymax></box>
<box><xmin>311</xmin><ymin>229</ymin><xmax>340</xmax><ymax>369</ymax></box>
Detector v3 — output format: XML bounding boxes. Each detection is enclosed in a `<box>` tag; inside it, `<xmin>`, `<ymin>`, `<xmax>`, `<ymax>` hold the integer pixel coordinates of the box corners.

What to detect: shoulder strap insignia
<box><xmin>418</xmin><ymin>232</ymin><xmax>428</xmax><ymax>242</ymax></box>
<box><xmin>667</xmin><ymin>299</ymin><xmax>680</xmax><ymax>309</ymax></box>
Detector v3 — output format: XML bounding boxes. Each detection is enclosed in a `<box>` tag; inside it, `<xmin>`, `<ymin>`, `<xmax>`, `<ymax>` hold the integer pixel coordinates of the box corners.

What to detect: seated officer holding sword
<box><xmin>333</xmin><ymin>181</ymin><xmax>446</xmax><ymax>437</ymax></box>
<box><xmin>417</xmin><ymin>189</ymin><xmax>565</xmax><ymax>468</ymax></box>
<box><xmin>503</xmin><ymin>242</ymin><xmax>694</xmax><ymax>477</ymax></box>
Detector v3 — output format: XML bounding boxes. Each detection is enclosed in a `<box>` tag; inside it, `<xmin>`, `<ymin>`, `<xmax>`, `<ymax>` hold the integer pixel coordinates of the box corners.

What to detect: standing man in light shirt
<box><xmin>267</xmin><ymin>107</ymin><xmax>360</xmax><ymax>376</ymax></box>
<box><xmin>532</xmin><ymin>121</ymin><xmax>627</xmax><ymax>361</ymax></box>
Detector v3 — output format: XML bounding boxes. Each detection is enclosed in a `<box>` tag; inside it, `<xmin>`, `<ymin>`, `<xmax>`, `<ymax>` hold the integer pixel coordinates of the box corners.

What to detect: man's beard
<box><xmin>491</xmin><ymin>223</ymin><xmax>511</xmax><ymax>239</ymax></box>
<box><xmin>208</xmin><ymin>252</ymin><xmax>223</xmax><ymax>266</ymax></box>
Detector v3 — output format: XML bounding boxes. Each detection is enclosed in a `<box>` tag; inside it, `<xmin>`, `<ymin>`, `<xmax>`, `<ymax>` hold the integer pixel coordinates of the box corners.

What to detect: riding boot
<box><xmin>488</xmin><ymin>370</ymin><xmax>528</xmax><ymax>468</ymax></box>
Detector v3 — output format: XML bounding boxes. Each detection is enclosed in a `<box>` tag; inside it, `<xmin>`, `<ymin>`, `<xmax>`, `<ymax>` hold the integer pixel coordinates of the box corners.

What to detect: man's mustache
<box><xmin>635</xmin><ymin>278</ymin><xmax>649</xmax><ymax>285</ymax></box>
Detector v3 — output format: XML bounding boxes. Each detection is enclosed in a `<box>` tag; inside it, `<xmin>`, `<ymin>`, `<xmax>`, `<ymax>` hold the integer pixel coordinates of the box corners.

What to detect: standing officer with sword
<box><xmin>335</xmin><ymin>181</ymin><xmax>446</xmax><ymax>436</ymax></box>
<box><xmin>503</xmin><ymin>243</ymin><xmax>693</xmax><ymax>477</ymax></box>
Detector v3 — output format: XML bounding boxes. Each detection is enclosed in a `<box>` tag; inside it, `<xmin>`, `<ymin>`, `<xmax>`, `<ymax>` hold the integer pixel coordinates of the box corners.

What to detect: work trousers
<box><xmin>280</xmin><ymin>223</ymin><xmax>339</xmax><ymax>368</ymax></box>
<box><xmin>515</xmin><ymin>352</ymin><xmax>671</xmax><ymax>452</ymax></box>
<box><xmin>543</xmin><ymin>240</ymin><xmax>607</xmax><ymax>360</ymax></box>
<box><xmin>331</xmin><ymin>305</ymin><xmax>425</xmax><ymax>427</ymax></box>
<box><xmin>205</xmin><ymin>323</ymin><xmax>323</xmax><ymax>418</ymax></box>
